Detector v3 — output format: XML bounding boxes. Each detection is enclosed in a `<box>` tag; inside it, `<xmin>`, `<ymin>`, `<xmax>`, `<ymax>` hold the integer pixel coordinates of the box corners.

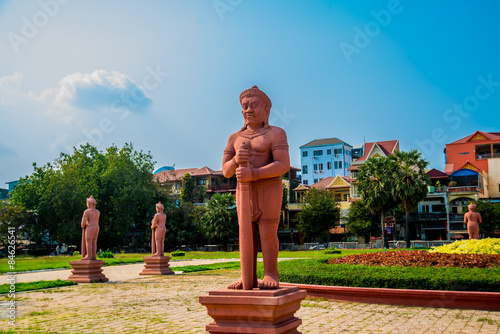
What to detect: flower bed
<box><xmin>327</xmin><ymin>250</ymin><xmax>500</xmax><ymax>268</ymax></box>
<box><xmin>429</xmin><ymin>238</ymin><xmax>500</xmax><ymax>255</ymax></box>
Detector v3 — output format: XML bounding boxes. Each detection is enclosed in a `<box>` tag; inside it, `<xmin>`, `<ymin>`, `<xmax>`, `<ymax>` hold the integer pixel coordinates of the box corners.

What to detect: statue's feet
<box><xmin>227</xmin><ymin>278</ymin><xmax>258</xmax><ymax>290</ymax></box>
<box><xmin>227</xmin><ymin>279</ymin><xmax>243</xmax><ymax>289</ymax></box>
<box><xmin>259</xmin><ymin>275</ymin><xmax>279</xmax><ymax>289</ymax></box>
<box><xmin>152</xmin><ymin>252</ymin><xmax>159</xmax><ymax>257</ymax></box>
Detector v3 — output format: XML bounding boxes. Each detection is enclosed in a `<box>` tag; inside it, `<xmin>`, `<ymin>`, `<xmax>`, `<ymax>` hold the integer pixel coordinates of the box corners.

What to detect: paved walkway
<box><xmin>2</xmin><ymin>258</ymin><xmax>240</xmax><ymax>283</ymax></box>
<box><xmin>1</xmin><ymin>260</ymin><xmax>499</xmax><ymax>333</ymax></box>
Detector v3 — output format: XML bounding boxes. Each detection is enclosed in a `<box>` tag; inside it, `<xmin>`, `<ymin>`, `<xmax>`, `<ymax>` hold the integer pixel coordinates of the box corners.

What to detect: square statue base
<box><xmin>67</xmin><ymin>260</ymin><xmax>108</xmax><ymax>283</ymax></box>
<box><xmin>139</xmin><ymin>256</ymin><xmax>174</xmax><ymax>275</ymax></box>
<box><xmin>199</xmin><ymin>286</ymin><xmax>307</xmax><ymax>334</ymax></box>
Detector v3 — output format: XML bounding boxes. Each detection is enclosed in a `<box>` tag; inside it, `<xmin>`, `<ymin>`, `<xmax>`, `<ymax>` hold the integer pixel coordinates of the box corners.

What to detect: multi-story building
<box><xmin>348</xmin><ymin>140</ymin><xmax>400</xmax><ymax>199</ymax></box>
<box><xmin>444</xmin><ymin>130</ymin><xmax>500</xmax><ymax>200</ymax></box>
<box><xmin>300</xmin><ymin>138</ymin><xmax>353</xmax><ymax>186</ymax></box>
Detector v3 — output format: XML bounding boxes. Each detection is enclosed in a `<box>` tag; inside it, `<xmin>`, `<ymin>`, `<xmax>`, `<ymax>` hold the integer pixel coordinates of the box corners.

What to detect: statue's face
<box><xmin>241</xmin><ymin>96</ymin><xmax>269</xmax><ymax>127</ymax></box>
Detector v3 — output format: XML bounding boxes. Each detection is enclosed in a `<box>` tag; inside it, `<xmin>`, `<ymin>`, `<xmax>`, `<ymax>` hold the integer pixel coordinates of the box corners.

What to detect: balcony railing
<box><xmin>448</xmin><ymin>186</ymin><xmax>483</xmax><ymax>194</ymax></box>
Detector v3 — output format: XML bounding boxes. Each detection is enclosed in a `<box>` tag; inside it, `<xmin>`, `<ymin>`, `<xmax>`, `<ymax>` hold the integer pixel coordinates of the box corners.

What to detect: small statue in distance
<box><xmin>151</xmin><ymin>202</ymin><xmax>167</xmax><ymax>257</ymax></box>
<box><xmin>464</xmin><ymin>203</ymin><xmax>482</xmax><ymax>240</ymax></box>
<box><xmin>81</xmin><ymin>196</ymin><xmax>100</xmax><ymax>261</ymax></box>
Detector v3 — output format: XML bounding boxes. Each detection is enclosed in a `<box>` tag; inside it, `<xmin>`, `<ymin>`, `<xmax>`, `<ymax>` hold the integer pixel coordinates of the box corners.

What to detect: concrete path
<box><xmin>2</xmin><ymin>258</ymin><xmax>240</xmax><ymax>283</ymax></box>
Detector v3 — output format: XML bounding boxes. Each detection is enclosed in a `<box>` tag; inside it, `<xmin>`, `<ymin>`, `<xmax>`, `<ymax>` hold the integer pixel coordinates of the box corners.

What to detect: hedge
<box><xmin>257</xmin><ymin>259</ymin><xmax>500</xmax><ymax>292</ymax></box>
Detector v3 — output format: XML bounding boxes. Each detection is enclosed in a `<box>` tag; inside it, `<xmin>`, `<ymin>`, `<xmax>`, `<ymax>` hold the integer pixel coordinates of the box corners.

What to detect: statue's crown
<box><xmin>239</xmin><ymin>85</ymin><xmax>272</xmax><ymax>109</ymax></box>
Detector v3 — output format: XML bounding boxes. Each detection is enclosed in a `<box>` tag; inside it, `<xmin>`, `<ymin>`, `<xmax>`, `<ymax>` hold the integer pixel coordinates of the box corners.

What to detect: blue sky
<box><xmin>1</xmin><ymin>0</ymin><xmax>500</xmax><ymax>187</ymax></box>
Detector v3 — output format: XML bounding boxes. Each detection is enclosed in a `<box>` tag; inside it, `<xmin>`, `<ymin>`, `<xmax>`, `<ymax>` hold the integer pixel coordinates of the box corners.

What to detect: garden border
<box><xmin>279</xmin><ymin>282</ymin><xmax>500</xmax><ymax>311</ymax></box>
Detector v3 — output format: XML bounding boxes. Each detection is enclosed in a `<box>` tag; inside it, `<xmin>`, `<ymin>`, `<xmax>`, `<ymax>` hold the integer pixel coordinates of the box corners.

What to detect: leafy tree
<box><xmin>297</xmin><ymin>188</ymin><xmax>340</xmax><ymax>242</ymax></box>
<box><xmin>0</xmin><ymin>200</ymin><xmax>32</xmax><ymax>250</ymax></box>
<box><xmin>180</xmin><ymin>173</ymin><xmax>206</xmax><ymax>204</ymax></box>
<box><xmin>11</xmin><ymin>143</ymin><xmax>165</xmax><ymax>252</ymax></box>
<box><xmin>345</xmin><ymin>200</ymin><xmax>380</xmax><ymax>241</ymax></box>
<box><xmin>471</xmin><ymin>200</ymin><xmax>500</xmax><ymax>237</ymax></box>
<box><xmin>201</xmin><ymin>193</ymin><xmax>238</xmax><ymax>248</ymax></box>
<box><xmin>391</xmin><ymin>150</ymin><xmax>430</xmax><ymax>247</ymax></box>
<box><xmin>357</xmin><ymin>156</ymin><xmax>399</xmax><ymax>248</ymax></box>
<box><xmin>180</xmin><ymin>174</ymin><xmax>195</xmax><ymax>204</ymax></box>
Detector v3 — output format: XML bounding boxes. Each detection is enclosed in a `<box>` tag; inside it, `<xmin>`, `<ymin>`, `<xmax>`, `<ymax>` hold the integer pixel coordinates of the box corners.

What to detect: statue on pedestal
<box><xmin>151</xmin><ymin>202</ymin><xmax>167</xmax><ymax>257</ymax></box>
<box><xmin>222</xmin><ymin>85</ymin><xmax>290</xmax><ymax>290</ymax></box>
<box><xmin>465</xmin><ymin>203</ymin><xmax>482</xmax><ymax>240</ymax></box>
<box><xmin>81</xmin><ymin>196</ymin><xmax>100</xmax><ymax>261</ymax></box>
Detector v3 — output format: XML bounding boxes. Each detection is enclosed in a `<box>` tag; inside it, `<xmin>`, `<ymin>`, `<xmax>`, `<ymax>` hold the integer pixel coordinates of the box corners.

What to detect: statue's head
<box><xmin>239</xmin><ymin>85</ymin><xmax>272</xmax><ymax>129</ymax></box>
<box><xmin>156</xmin><ymin>202</ymin><xmax>164</xmax><ymax>211</ymax></box>
<box><xmin>86</xmin><ymin>196</ymin><xmax>96</xmax><ymax>207</ymax></box>
<box><xmin>468</xmin><ymin>203</ymin><xmax>476</xmax><ymax>211</ymax></box>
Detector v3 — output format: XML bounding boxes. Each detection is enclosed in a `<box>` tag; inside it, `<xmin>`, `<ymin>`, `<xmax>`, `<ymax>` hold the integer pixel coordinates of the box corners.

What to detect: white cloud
<box><xmin>41</xmin><ymin>70</ymin><xmax>152</xmax><ymax>111</ymax></box>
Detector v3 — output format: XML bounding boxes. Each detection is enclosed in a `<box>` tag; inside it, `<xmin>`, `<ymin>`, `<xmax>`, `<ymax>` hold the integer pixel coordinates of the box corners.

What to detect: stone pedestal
<box><xmin>199</xmin><ymin>286</ymin><xmax>307</xmax><ymax>334</ymax></box>
<box><xmin>139</xmin><ymin>256</ymin><xmax>174</xmax><ymax>275</ymax></box>
<box><xmin>67</xmin><ymin>260</ymin><xmax>108</xmax><ymax>283</ymax></box>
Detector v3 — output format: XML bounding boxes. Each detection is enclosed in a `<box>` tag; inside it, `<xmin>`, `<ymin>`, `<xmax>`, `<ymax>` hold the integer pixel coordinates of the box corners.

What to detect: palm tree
<box><xmin>391</xmin><ymin>150</ymin><xmax>430</xmax><ymax>248</ymax></box>
<box><xmin>357</xmin><ymin>156</ymin><xmax>398</xmax><ymax>248</ymax></box>
<box><xmin>201</xmin><ymin>193</ymin><xmax>238</xmax><ymax>249</ymax></box>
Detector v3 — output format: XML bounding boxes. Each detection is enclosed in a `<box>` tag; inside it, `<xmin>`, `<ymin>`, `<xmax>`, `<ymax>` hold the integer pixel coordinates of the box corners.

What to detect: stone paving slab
<box><xmin>1</xmin><ymin>269</ymin><xmax>499</xmax><ymax>333</ymax></box>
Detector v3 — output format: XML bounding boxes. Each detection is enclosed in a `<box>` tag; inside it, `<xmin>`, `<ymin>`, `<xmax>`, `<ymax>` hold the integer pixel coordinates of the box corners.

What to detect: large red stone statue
<box><xmin>464</xmin><ymin>203</ymin><xmax>482</xmax><ymax>239</ymax></box>
<box><xmin>200</xmin><ymin>86</ymin><xmax>305</xmax><ymax>334</ymax></box>
<box><xmin>223</xmin><ymin>85</ymin><xmax>290</xmax><ymax>290</ymax></box>
<box><xmin>67</xmin><ymin>196</ymin><xmax>108</xmax><ymax>283</ymax></box>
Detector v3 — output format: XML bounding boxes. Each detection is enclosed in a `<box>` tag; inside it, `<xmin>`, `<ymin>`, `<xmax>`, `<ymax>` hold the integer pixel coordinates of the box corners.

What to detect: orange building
<box><xmin>444</xmin><ymin>130</ymin><xmax>500</xmax><ymax>199</ymax></box>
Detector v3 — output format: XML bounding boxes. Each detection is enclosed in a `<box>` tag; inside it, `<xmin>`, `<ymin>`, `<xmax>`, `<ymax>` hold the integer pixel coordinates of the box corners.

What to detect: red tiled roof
<box><xmin>347</xmin><ymin>165</ymin><xmax>359</xmax><ymax>171</ymax></box>
<box><xmin>426</xmin><ymin>168</ymin><xmax>448</xmax><ymax>179</ymax></box>
<box><xmin>355</xmin><ymin>140</ymin><xmax>399</xmax><ymax>162</ymax></box>
<box><xmin>448</xmin><ymin>131</ymin><xmax>500</xmax><ymax>145</ymax></box>
<box><xmin>310</xmin><ymin>177</ymin><xmax>335</xmax><ymax>190</ymax></box>
<box><xmin>155</xmin><ymin>166</ymin><xmax>216</xmax><ymax>182</ymax></box>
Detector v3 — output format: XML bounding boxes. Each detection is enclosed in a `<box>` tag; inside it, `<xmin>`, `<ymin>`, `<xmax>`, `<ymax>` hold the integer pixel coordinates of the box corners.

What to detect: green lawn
<box><xmin>0</xmin><ymin>249</ymin><xmax>382</xmax><ymax>274</ymax></box>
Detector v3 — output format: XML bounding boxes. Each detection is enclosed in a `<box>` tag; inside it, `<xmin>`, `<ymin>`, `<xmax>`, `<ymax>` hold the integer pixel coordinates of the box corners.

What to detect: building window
<box><xmin>196</xmin><ymin>177</ymin><xmax>206</xmax><ymax>185</ymax></box>
<box><xmin>302</xmin><ymin>165</ymin><xmax>308</xmax><ymax>174</ymax></box>
<box><xmin>303</xmin><ymin>180</ymin><xmax>308</xmax><ymax>185</ymax></box>
<box><xmin>459</xmin><ymin>152</ymin><xmax>469</xmax><ymax>155</ymax></box>
<box><xmin>475</xmin><ymin>144</ymin><xmax>491</xmax><ymax>159</ymax></box>
<box><xmin>302</xmin><ymin>151</ymin><xmax>308</xmax><ymax>157</ymax></box>
<box><xmin>327</xmin><ymin>162</ymin><xmax>331</xmax><ymax>170</ymax></box>
<box><xmin>314</xmin><ymin>178</ymin><xmax>318</xmax><ymax>183</ymax></box>
<box><xmin>313</xmin><ymin>150</ymin><xmax>323</xmax><ymax>156</ymax></box>
<box><xmin>319</xmin><ymin>163</ymin><xmax>323</xmax><ymax>171</ymax></box>
<box><xmin>327</xmin><ymin>149</ymin><xmax>332</xmax><ymax>155</ymax></box>
<box><xmin>334</xmin><ymin>148</ymin><xmax>342</xmax><ymax>155</ymax></box>
<box><xmin>313</xmin><ymin>164</ymin><xmax>318</xmax><ymax>171</ymax></box>
<box><xmin>334</xmin><ymin>161</ymin><xmax>338</xmax><ymax>169</ymax></box>
<box><xmin>339</xmin><ymin>161</ymin><xmax>342</xmax><ymax>169</ymax></box>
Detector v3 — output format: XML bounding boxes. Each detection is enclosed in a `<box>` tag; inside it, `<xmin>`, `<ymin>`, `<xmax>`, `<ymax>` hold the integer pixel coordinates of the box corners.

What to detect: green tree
<box><xmin>391</xmin><ymin>150</ymin><xmax>430</xmax><ymax>248</ymax></box>
<box><xmin>471</xmin><ymin>200</ymin><xmax>500</xmax><ymax>237</ymax></box>
<box><xmin>201</xmin><ymin>193</ymin><xmax>238</xmax><ymax>248</ymax></box>
<box><xmin>357</xmin><ymin>156</ymin><xmax>399</xmax><ymax>248</ymax></box>
<box><xmin>180</xmin><ymin>173</ymin><xmax>206</xmax><ymax>204</ymax></box>
<box><xmin>297</xmin><ymin>188</ymin><xmax>340</xmax><ymax>242</ymax></box>
<box><xmin>11</xmin><ymin>143</ymin><xmax>165</xmax><ymax>252</ymax></box>
<box><xmin>0</xmin><ymin>200</ymin><xmax>32</xmax><ymax>250</ymax></box>
<box><xmin>345</xmin><ymin>200</ymin><xmax>380</xmax><ymax>241</ymax></box>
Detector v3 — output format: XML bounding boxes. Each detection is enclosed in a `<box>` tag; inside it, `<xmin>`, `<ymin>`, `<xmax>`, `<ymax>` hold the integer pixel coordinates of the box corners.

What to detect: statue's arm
<box><xmin>151</xmin><ymin>214</ymin><xmax>158</xmax><ymax>229</ymax></box>
<box><xmin>253</xmin><ymin>129</ymin><xmax>290</xmax><ymax>179</ymax></box>
<box><xmin>478</xmin><ymin>213</ymin><xmax>482</xmax><ymax>224</ymax></box>
<box><xmin>81</xmin><ymin>211</ymin><xmax>88</xmax><ymax>228</ymax></box>
<box><xmin>253</xmin><ymin>148</ymin><xmax>290</xmax><ymax>180</ymax></box>
<box><xmin>223</xmin><ymin>135</ymin><xmax>237</xmax><ymax>178</ymax></box>
<box><xmin>464</xmin><ymin>213</ymin><xmax>468</xmax><ymax>224</ymax></box>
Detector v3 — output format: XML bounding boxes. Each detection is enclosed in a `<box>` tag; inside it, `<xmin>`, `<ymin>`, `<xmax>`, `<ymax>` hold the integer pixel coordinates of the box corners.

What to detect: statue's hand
<box><xmin>236</xmin><ymin>166</ymin><xmax>254</xmax><ymax>182</ymax></box>
<box><xmin>235</xmin><ymin>143</ymin><xmax>250</xmax><ymax>165</ymax></box>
